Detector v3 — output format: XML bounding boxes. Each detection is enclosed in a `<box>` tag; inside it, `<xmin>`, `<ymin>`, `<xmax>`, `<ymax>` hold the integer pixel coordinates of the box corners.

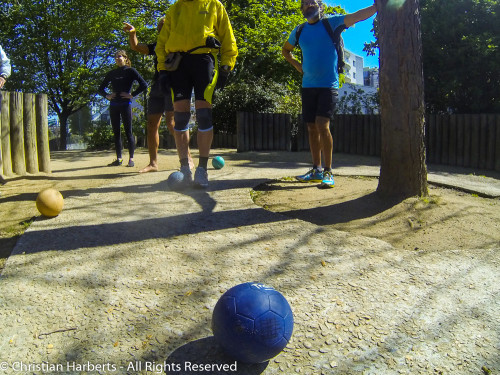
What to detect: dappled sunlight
<box><xmin>1</xmin><ymin>150</ymin><xmax>499</xmax><ymax>373</ymax></box>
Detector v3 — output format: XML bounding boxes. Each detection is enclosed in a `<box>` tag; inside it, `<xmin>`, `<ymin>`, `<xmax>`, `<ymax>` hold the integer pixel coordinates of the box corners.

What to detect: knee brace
<box><xmin>196</xmin><ymin>108</ymin><xmax>213</xmax><ymax>132</ymax></box>
<box><xmin>174</xmin><ymin>111</ymin><xmax>191</xmax><ymax>132</ymax></box>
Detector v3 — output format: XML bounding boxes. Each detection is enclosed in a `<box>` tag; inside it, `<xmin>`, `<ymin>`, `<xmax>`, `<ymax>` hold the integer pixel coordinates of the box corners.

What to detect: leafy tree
<box><xmin>1</xmin><ymin>0</ymin><xmax>168</xmax><ymax>150</ymax></box>
<box><xmin>213</xmin><ymin>77</ymin><xmax>301</xmax><ymax>134</ymax></box>
<box><xmin>421</xmin><ymin>0</ymin><xmax>500</xmax><ymax>113</ymax></box>
<box><xmin>364</xmin><ymin>0</ymin><xmax>500</xmax><ymax>113</ymax></box>
<box><xmin>337</xmin><ymin>86</ymin><xmax>379</xmax><ymax>114</ymax></box>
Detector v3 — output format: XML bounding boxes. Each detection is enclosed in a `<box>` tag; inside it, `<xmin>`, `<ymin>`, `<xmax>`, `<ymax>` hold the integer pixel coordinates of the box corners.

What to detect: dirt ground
<box><xmin>252</xmin><ymin>176</ymin><xmax>500</xmax><ymax>253</ymax></box>
<box><xmin>0</xmin><ymin>149</ymin><xmax>180</xmax><ymax>272</ymax></box>
<box><xmin>1</xmin><ymin>149</ymin><xmax>499</xmax><ymax>274</ymax></box>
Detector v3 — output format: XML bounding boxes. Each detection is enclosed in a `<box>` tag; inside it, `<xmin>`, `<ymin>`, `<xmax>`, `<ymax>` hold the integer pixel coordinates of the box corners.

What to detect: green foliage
<box><xmin>0</xmin><ymin>0</ymin><xmax>169</xmax><ymax>149</ymax></box>
<box><xmin>84</xmin><ymin>120</ymin><xmax>115</xmax><ymax>150</ymax></box>
<box><xmin>337</xmin><ymin>86</ymin><xmax>379</xmax><ymax>114</ymax></box>
<box><xmin>421</xmin><ymin>0</ymin><xmax>500</xmax><ymax>113</ymax></box>
<box><xmin>225</xmin><ymin>0</ymin><xmax>305</xmax><ymax>88</ymax></box>
<box><xmin>213</xmin><ymin>77</ymin><xmax>301</xmax><ymax>134</ymax></box>
<box><xmin>365</xmin><ymin>0</ymin><xmax>500</xmax><ymax>113</ymax></box>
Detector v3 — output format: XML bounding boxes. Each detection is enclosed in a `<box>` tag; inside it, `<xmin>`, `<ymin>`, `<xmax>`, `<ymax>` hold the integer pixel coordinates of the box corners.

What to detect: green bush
<box><xmin>212</xmin><ymin>77</ymin><xmax>301</xmax><ymax>135</ymax></box>
<box><xmin>84</xmin><ymin>120</ymin><xmax>115</xmax><ymax>150</ymax></box>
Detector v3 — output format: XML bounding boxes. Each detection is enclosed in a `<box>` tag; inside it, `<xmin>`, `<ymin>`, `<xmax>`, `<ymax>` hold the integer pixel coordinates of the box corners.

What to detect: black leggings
<box><xmin>109</xmin><ymin>103</ymin><xmax>134</xmax><ymax>159</ymax></box>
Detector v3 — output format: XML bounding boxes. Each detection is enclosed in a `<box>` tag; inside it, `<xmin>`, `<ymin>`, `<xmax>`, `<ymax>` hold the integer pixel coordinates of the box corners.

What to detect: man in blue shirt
<box><xmin>283</xmin><ymin>0</ymin><xmax>377</xmax><ymax>187</ymax></box>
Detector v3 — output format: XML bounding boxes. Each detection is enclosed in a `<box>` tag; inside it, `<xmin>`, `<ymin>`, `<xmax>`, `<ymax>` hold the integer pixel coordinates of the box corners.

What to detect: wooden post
<box><xmin>479</xmin><ymin>114</ymin><xmax>487</xmax><ymax>170</ymax></box>
<box><xmin>441</xmin><ymin>115</ymin><xmax>449</xmax><ymax>165</ymax></box>
<box><xmin>343</xmin><ymin>115</ymin><xmax>351</xmax><ymax>153</ymax></box>
<box><xmin>273</xmin><ymin>114</ymin><xmax>280</xmax><ymax>151</ymax></box>
<box><xmin>36</xmin><ymin>94</ymin><xmax>51</xmax><ymax>172</ymax></box>
<box><xmin>448</xmin><ymin>115</ymin><xmax>457</xmax><ymax>166</ymax></box>
<box><xmin>10</xmin><ymin>92</ymin><xmax>26</xmax><ymax>175</ymax></box>
<box><xmin>23</xmin><ymin>93</ymin><xmax>38</xmax><ymax>174</ymax></box>
<box><xmin>486</xmin><ymin>114</ymin><xmax>496</xmax><ymax>170</ymax></box>
<box><xmin>247</xmin><ymin>112</ymin><xmax>254</xmax><ymax>151</ymax></box>
<box><xmin>495</xmin><ymin>115</ymin><xmax>500</xmax><ymax>171</ymax></box>
<box><xmin>470</xmin><ymin>115</ymin><xmax>480</xmax><ymax>168</ymax></box>
<box><xmin>463</xmin><ymin>114</ymin><xmax>471</xmax><ymax>167</ymax></box>
<box><xmin>456</xmin><ymin>114</ymin><xmax>464</xmax><ymax>167</ymax></box>
<box><xmin>1</xmin><ymin>92</ymin><xmax>12</xmax><ymax>176</ymax></box>
<box><xmin>266</xmin><ymin>113</ymin><xmax>274</xmax><ymax>151</ymax></box>
<box><xmin>362</xmin><ymin>115</ymin><xmax>370</xmax><ymax>155</ymax></box>
<box><xmin>369</xmin><ymin>114</ymin><xmax>377</xmax><ymax>156</ymax></box>
<box><xmin>254</xmin><ymin>113</ymin><xmax>262</xmax><ymax>151</ymax></box>
<box><xmin>284</xmin><ymin>113</ymin><xmax>292</xmax><ymax>151</ymax></box>
<box><xmin>237</xmin><ymin>112</ymin><xmax>246</xmax><ymax>152</ymax></box>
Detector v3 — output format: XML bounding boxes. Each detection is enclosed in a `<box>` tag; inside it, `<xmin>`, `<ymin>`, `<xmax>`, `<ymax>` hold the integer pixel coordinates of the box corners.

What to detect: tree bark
<box><xmin>376</xmin><ymin>0</ymin><xmax>428</xmax><ymax>198</ymax></box>
<box><xmin>59</xmin><ymin>113</ymin><xmax>69</xmax><ymax>151</ymax></box>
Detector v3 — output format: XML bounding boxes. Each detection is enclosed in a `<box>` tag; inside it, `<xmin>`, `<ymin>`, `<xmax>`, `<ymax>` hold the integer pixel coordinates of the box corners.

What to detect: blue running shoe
<box><xmin>180</xmin><ymin>165</ymin><xmax>193</xmax><ymax>186</ymax></box>
<box><xmin>296</xmin><ymin>168</ymin><xmax>323</xmax><ymax>182</ymax></box>
<box><xmin>320</xmin><ymin>170</ymin><xmax>335</xmax><ymax>188</ymax></box>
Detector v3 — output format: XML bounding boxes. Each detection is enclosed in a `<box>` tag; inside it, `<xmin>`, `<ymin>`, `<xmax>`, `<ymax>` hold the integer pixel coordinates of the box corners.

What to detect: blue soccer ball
<box><xmin>167</xmin><ymin>171</ymin><xmax>185</xmax><ymax>191</ymax></box>
<box><xmin>212</xmin><ymin>155</ymin><xmax>225</xmax><ymax>169</ymax></box>
<box><xmin>212</xmin><ymin>282</ymin><xmax>294</xmax><ymax>364</ymax></box>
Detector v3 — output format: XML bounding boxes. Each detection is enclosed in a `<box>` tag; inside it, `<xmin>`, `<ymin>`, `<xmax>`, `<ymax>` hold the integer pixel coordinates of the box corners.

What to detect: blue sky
<box><xmin>324</xmin><ymin>0</ymin><xmax>379</xmax><ymax>68</ymax></box>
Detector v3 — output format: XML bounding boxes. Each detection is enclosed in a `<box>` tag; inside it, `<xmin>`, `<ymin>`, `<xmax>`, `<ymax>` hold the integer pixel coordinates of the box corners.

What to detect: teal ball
<box><xmin>212</xmin><ymin>156</ymin><xmax>225</xmax><ymax>169</ymax></box>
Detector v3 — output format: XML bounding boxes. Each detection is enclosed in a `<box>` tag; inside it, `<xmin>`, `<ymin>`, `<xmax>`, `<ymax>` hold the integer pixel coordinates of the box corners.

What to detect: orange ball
<box><xmin>36</xmin><ymin>188</ymin><xmax>64</xmax><ymax>217</ymax></box>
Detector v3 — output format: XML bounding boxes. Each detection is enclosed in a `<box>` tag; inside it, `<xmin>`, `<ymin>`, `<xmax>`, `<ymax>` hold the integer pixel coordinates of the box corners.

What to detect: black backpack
<box><xmin>294</xmin><ymin>18</ymin><xmax>346</xmax><ymax>74</ymax></box>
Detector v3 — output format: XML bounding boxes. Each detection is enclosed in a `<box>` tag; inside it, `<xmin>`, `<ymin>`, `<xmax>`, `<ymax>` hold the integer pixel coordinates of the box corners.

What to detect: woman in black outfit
<box><xmin>98</xmin><ymin>50</ymin><xmax>147</xmax><ymax>167</ymax></box>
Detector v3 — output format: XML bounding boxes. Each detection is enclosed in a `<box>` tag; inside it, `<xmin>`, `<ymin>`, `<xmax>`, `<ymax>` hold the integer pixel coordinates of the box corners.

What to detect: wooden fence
<box><xmin>236</xmin><ymin>112</ymin><xmax>293</xmax><ymax>152</ymax></box>
<box><xmin>159</xmin><ymin>132</ymin><xmax>237</xmax><ymax>150</ymax></box>
<box><xmin>236</xmin><ymin>112</ymin><xmax>500</xmax><ymax>171</ymax></box>
<box><xmin>1</xmin><ymin>91</ymin><xmax>51</xmax><ymax>176</ymax></box>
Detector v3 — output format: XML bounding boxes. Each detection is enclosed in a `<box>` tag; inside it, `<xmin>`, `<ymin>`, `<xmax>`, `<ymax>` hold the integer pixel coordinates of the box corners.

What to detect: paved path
<box><xmin>0</xmin><ymin>151</ymin><xmax>498</xmax><ymax>375</ymax></box>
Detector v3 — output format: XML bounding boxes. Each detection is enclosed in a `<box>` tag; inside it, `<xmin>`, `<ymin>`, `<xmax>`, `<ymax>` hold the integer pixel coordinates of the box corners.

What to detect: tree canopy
<box><xmin>365</xmin><ymin>0</ymin><xmax>500</xmax><ymax>114</ymax></box>
<box><xmin>0</xmin><ymin>0</ymin><xmax>350</xmax><ymax>148</ymax></box>
<box><xmin>421</xmin><ymin>0</ymin><xmax>500</xmax><ymax>113</ymax></box>
<box><xmin>1</xmin><ymin>0</ymin><xmax>168</xmax><ymax>149</ymax></box>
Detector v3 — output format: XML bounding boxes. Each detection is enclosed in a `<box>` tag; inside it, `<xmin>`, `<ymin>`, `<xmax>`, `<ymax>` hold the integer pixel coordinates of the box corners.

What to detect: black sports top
<box><xmin>98</xmin><ymin>66</ymin><xmax>148</xmax><ymax>104</ymax></box>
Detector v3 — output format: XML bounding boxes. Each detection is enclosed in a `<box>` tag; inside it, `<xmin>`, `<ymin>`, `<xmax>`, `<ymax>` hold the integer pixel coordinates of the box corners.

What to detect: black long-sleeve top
<box><xmin>98</xmin><ymin>66</ymin><xmax>148</xmax><ymax>104</ymax></box>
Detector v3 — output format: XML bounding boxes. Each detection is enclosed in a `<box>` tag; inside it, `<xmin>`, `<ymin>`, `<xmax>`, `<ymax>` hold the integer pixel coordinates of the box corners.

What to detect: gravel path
<box><xmin>0</xmin><ymin>153</ymin><xmax>498</xmax><ymax>375</ymax></box>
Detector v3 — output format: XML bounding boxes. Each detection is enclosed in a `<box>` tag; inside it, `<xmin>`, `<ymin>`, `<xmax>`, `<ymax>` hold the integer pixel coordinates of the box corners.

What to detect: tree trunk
<box><xmin>59</xmin><ymin>113</ymin><xmax>69</xmax><ymax>150</ymax></box>
<box><xmin>376</xmin><ymin>0</ymin><xmax>428</xmax><ymax>198</ymax></box>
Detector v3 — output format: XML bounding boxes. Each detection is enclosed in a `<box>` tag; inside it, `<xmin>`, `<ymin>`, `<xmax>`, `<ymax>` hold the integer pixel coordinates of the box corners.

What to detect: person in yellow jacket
<box><xmin>156</xmin><ymin>0</ymin><xmax>237</xmax><ymax>189</ymax></box>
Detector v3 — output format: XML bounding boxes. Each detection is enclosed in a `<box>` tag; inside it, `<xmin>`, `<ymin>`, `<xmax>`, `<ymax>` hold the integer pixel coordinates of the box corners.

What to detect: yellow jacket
<box><xmin>156</xmin><ymin>0</ymin><xmax>238</xmax><ymax>71</ymax></box>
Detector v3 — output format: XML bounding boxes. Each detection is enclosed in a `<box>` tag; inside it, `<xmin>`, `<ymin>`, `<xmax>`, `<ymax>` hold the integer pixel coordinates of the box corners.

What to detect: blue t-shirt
<box><xmin>287</xmin><ymin>15</ymin><xmax>345</xmax><ymax>89</ymax></box>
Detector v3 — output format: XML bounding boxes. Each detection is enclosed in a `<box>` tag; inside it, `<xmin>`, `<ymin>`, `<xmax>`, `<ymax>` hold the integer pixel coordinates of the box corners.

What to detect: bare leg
<box><xmin>316</xmin><ymin>116</ymin><xmax>333</xmax><ymax>169</ymax></box>
<box><xmin>173</xmin><ymin>100</ymin><xmax>191</xmax><ymax>163</ymax></box>
<box><xmin>165</xmin><ymin>110</ymin><xmax>195</xmax><ymax>169</ymax></box>
<box><xmin>139</xmin><ymin>113</ymin><xmax>162</xmax><ymax>173</ymax></box>
<box><xmin>194</xmin><ymin>100</ymin><xmax>213</xmax><ymax>159</ymax></box>
<box><xmin>307</xmin><ymin>122</ymin><xmax>322</xmax><ymax>168</ymax></box>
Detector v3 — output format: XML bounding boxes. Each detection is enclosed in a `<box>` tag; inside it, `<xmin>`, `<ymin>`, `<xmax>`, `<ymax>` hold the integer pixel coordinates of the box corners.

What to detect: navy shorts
<box><xmin>301</xmin><ymin>88</ymin><xmax>338</xmax><ymax>123</ymax></box>
<box><xmin>148</xmin><ymin>79</ymin><xmax>173</xmax><ymax>115</ymax></box>
<box><xmin>168</xmin><ymin>53</ymin><xmax>217</xmax><ymax>104</ymax></box>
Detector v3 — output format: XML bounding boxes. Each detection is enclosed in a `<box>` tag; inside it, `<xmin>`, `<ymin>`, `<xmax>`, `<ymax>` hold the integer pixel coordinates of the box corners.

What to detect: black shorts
<box><xmin>301</xmin><ymin>88</ymin><xmax>338</xmax><ymax>123</ymax></box>
<box><xmin>168</xmin><ymin>53</ymin><xmax>217</xmax><ymax>104</ymax></box>
<box><xmin>148</xmin><ymin>79</ymin><xmax>174</xmax><ymax>115</ymax></box>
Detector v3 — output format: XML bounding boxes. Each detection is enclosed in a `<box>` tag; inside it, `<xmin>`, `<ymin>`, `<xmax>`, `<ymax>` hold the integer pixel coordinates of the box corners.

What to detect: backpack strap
<box><xmin>321</xmin><ymin>19</ymin><xmax>347</xmax><ymax>73</ymax></box>
<box><xmin>294</xmin><ymin>22</ymin><xmax>307</xmax><ymax>47</ymax></box>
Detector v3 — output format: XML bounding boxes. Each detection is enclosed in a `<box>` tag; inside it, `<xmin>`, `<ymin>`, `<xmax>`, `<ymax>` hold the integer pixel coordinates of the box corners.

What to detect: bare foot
<box><xmin>188</xmin><ymin>158</ymin><xmax>195</xmax><ymax>170</ymax></box>
<box><xmin>139</xmin><ymin>164</ymin><xmax>158</xmax><ymax>173</ymax></box>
